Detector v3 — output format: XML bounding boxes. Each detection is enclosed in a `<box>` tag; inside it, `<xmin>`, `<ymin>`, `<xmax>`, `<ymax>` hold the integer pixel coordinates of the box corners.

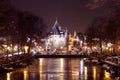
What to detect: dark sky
<box><xmin>11</xmin><ymin>0</ymin><xmax>108</xmax><ymax>34</ymax></box>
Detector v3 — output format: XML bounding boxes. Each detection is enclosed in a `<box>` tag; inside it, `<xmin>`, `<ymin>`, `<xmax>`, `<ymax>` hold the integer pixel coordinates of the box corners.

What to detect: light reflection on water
<box><xmin>7</xmin><ymin>73</ymin><xmax>11</xmax><ymax>80</ymax></box>
<box><xmin>39</xmin><ymin>58</ymin><xmax>43</xmax><ymax>79</ymax></box>
<box><xmin>93</xmin><ymin>66</ymin><xmax>96</xmax><ymax>80</ymax></box>
<box><xmin>23</xmin><ymin>70</ymin><xmax>28</xmax><ymax>80</ymax></box>
<box><xmin>84</xmin><ymin>66</ymin><xmax>88</xmax><ymax>80</ymax></box>
<box><xmin>0</xmin><ymin>58</ymin><xmax>119</xmax><ymax>80</ymax></box>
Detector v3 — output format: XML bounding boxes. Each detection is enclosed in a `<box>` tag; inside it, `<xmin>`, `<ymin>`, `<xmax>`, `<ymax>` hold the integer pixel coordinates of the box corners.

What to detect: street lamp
<box><xmin>24</xmin><ymin>46</ymin><xmax>29</xmax><ymax>54</ymax></box>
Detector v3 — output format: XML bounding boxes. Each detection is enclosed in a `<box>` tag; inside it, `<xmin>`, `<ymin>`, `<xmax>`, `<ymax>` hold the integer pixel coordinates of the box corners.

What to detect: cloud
<box><xmin>85</xmin><ymin>0</ymin><xmax>107</xmax><ymax>10</ymax></box>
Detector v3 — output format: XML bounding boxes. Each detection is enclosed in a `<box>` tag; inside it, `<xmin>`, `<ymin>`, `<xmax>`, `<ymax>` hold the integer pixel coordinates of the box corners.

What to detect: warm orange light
<box><xmin>7</xmin><ymin>46</ymin><xmax>11</xmax><ymax>50</ymax></box>
<box><xmin>7</xmin><ymin>72</ymin><xmax>12</xmax><ymax>80</ymax></box>
<box><xmin>24</xmin><ymin>70</ymin><xmax>28</xmax><ymax>80</ymax></box>
<box><xmin>84</xmin><ymin>67</ymin><xmax>88</xmax><ymax>80</ymax></box>
<box><xmin>39</xmin><ymin>58</ymin><xmax>43</xmax><ymax>79</ymax></box>
<box><xmin>106</xmin><ymin>47</ymin><xmax>109</xmax><ymax>50</ymax></box>
<box><xmin>118</xmin><ymin>46</ymin><xmax>120</xmax><ymax>50</ymax></box>
<box><xmin>104</xmin><ymin>70</ymin><xmax>111</xmax><ymax>79</ymax></box>
<box><xmin>24</xmin><ymin>46</ymin><xmax>29</xmax><ymax>54</ymax></box>
<box><xmin>93</xmin><ymin>66</ymin><xmax>96</xmax><ymax>80</ymax></box>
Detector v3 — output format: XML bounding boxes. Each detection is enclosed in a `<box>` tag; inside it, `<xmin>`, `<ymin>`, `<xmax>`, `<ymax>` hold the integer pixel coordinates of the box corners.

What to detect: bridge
<box><xmin>34</xmin><ymin>54</ymin><xmax>90</xmax><ymax>58</ymax></box>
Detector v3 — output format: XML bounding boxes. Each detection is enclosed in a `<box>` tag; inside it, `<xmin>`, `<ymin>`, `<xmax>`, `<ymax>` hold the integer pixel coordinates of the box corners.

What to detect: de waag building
<box><xmin>45</xmin><ymin>20</ymin><xmax>68</xmax><ymax>52</ymax></box>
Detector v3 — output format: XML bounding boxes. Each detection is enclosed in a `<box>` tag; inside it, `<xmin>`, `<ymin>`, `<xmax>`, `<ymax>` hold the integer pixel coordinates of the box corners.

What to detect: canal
<box><xmin>0</xmin><ymin>58</ymin><xmax>120</xmax><ymax>80</ymax></box>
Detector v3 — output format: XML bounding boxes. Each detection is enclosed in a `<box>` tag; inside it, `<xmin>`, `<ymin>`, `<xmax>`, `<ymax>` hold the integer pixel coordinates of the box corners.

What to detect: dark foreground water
<box><xmin>0</xmin><ymin>58</ymin><xmax>120</xmax><ymax>80</ymax></box>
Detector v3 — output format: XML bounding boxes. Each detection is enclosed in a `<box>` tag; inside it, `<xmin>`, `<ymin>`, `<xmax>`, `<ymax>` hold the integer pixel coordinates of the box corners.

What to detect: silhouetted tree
<box><xmin>0</xmin><ymin>0</ymin><xmax>47</xmax><ymax>55</ymax></box>
<box><xmin>17</xmin><ymin>11</ymin><xmax>47</xmax><ymax>54</ymax></box>
<box><xmin>0</xmin><ymin>0</ymin><xmax>19</xmax><ymax>60</ymax></box>
<box><xmin>86</xmin><ymin>0</ymin><xmax>120</xmax><ymax>54</ymax></box>
<box><xmin>86</xmin><ymin>17</ymin><xmax>107</xmax><ymax>53</ymax></box>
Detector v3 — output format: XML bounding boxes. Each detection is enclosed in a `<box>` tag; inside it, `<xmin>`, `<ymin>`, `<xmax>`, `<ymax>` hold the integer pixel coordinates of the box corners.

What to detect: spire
<box><xmin>52</xmin><ymin>19</ymin><xmax>58</xmax><ymax>29</ymax></box>
<box><xmin>52</xmin><ymin>19</ymin><xmax>61</xmax><ymax>34</ymax></box>
<box><xmin>65</xmin><ymin>27</ymin><xmax>68</xmax><ymax>38</ymax></box>
<box><xmin>73</xmin><ymin>30</ymin><xmax>77</xmax><ymax>38</ymax></box>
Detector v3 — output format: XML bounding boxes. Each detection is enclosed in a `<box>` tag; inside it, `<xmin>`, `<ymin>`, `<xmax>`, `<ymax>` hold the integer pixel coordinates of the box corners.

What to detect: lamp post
<box><xmin>24</xmin><ymin>46</ymin><xmax>29</xmax><ymax>54</ymax></box>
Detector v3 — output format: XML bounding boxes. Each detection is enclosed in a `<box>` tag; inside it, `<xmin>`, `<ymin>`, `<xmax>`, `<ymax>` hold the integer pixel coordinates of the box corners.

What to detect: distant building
<box><xmin>45</xmin><ymin>20</ymin><xmax>68</xmax><ymax>51</ymax></box>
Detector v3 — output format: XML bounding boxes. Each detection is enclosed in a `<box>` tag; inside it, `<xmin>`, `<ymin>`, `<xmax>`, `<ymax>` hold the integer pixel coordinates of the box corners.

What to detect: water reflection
<box><xmin>7</xmin><ymin>73</ymin><xmax>11</xmax><ymax>80</ymax></box>
<box><xmin>60</xmin><ymin>58</ymin><xmax>64</xmax><ymax>80</ymax></box>
<box><xmin>84</xmin><ymin>66</ymin><xmax>88</xmax><ymax>80</ymax></box>
<box><xmin>39</xmin><ymin>58</ymin><xmax>43</xmax><ymax>79</ymax></box>
<box><xmin>23</xmin><ymin>70</ymin><xmax>28</xmax><ymax>80</ymax></box>
<box><xmin>93</xmin><ymin>66</ymin><xmax>96</xmax><ymax>80</ymax></box>
<box><xmin>80</xmin><ymin>60</ymin><xmax>84</xmax><ymax>75</ymax></box>
<box><xmin>0</xmin><ymin>58</ymin><xmax>120</xmax><ymax>80</ymax></box>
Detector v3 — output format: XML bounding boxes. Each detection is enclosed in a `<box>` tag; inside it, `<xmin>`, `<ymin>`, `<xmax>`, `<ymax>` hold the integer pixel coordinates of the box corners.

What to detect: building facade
<box><xmin>45</xmin><ymin>20</ymin><xmax>68</xmax><ymax>51</ymax></box>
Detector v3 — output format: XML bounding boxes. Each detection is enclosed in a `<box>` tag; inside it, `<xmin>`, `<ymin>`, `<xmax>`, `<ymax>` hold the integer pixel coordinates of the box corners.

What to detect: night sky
<box><xmin>11</xmin><ymin>0</ymin><xmax>108</xmax><ymax>34</ymax></box>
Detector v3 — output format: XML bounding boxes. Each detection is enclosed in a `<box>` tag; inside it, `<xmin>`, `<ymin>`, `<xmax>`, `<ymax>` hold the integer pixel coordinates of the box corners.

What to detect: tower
<box><xmin>45</xmin><ymin>20</ymin><xmax>68</xmax><ymax>51</ymax></box>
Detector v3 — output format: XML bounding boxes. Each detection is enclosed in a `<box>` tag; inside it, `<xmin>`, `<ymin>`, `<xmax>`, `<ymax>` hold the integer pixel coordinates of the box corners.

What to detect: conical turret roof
<box><xmin>52</xmin><ymin>20</ymin><xmax>62</xmax><ymax>34</ymax></box>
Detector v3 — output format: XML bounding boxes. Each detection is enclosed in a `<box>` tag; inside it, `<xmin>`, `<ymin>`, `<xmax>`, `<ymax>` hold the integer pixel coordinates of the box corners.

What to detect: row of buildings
<box><xmin>44</xmin><ymin>20</ymin><xmax>119</xmax><ymax>55</ymax></box>
<box><xmin>45</xmin><ymin>20</ymin><xmax>85</xmax><ymax>53</ymax></box>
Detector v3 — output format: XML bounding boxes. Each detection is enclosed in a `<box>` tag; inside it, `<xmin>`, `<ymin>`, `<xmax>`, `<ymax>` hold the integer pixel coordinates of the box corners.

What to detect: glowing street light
<box><xmin>24</xmin><ymin>46</ymin><xmax>29</xmax><ymax>54</ymax></box>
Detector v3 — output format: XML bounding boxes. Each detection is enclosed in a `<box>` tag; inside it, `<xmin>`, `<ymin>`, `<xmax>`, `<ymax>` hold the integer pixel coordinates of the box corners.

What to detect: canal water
<box><xmin>0</xmin><ymin>58</ymin><xmax>120</xmax><ymax>80</ymax></box>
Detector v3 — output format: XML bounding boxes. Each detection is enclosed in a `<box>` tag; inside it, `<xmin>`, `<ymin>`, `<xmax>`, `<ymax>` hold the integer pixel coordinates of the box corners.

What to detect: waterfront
<box><xmin>0</xmin><ymin>58</ymin><xmax>120</xmax><ymax>80</ymax></box>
